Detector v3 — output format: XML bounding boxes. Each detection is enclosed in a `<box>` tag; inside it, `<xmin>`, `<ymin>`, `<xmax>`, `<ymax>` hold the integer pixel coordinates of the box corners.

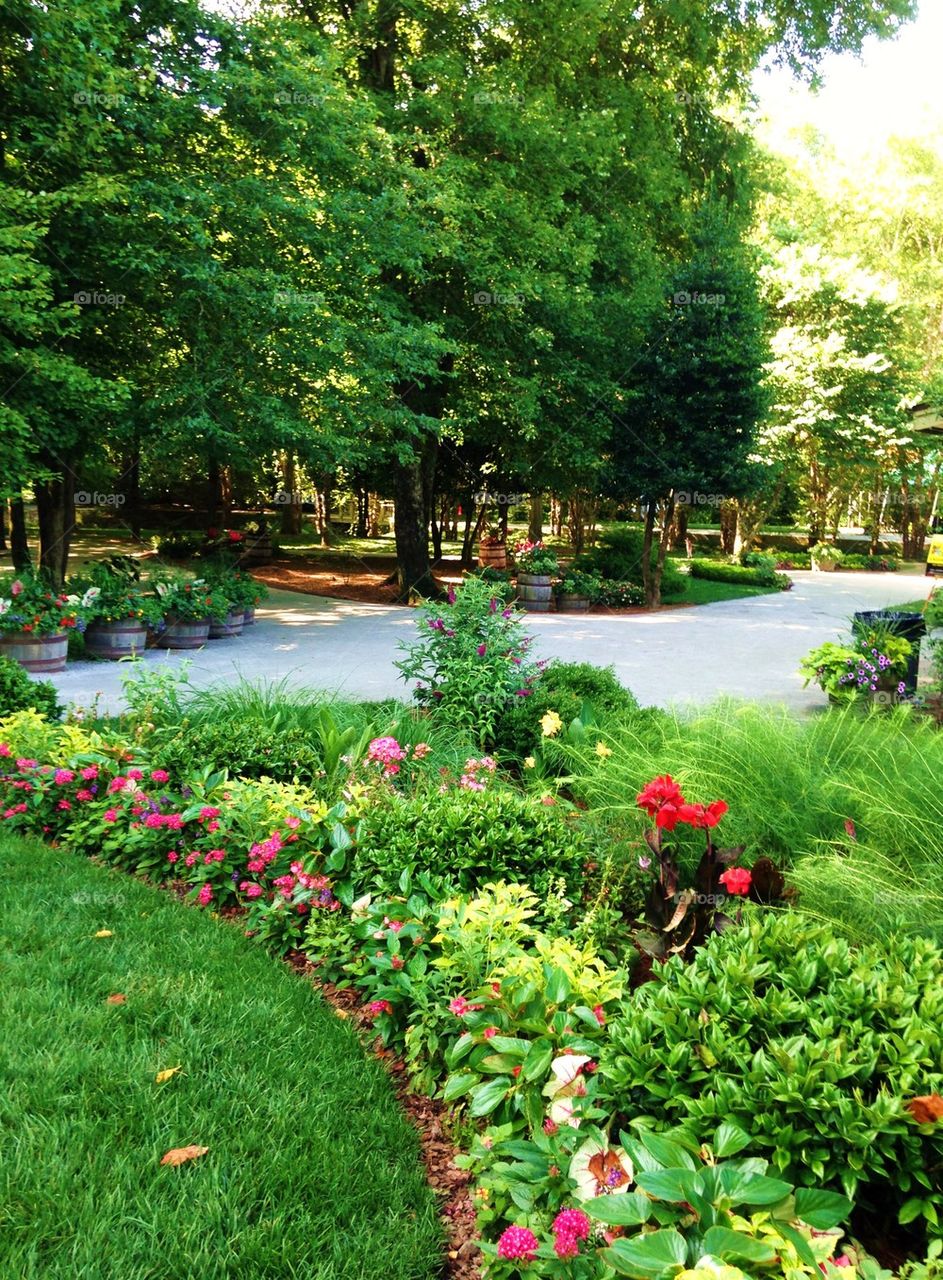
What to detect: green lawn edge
<box><xmin>0</xmin><ymin>834</ymin><xmax>442</xmax><ymax>1280</ymax></box>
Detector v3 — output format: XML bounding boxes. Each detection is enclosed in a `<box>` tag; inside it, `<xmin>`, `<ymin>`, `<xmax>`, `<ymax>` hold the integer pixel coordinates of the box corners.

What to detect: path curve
<box><xmin>46</xmin><ymin>571</ymin><xmax>933</xmax><ymax>715</ymax></box>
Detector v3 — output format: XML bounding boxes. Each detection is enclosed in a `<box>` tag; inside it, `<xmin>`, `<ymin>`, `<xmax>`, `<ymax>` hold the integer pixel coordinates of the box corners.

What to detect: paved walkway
<box><xmin>45</xmin><ymin>571</ymin><xmax>934</xmax><ymax>715</ymax></box>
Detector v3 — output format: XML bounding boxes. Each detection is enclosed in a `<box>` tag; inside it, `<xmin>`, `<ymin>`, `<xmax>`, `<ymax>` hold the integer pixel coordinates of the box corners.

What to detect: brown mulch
<box><xmin>283</xmin><ymin>953</ymin><xmax>481</xmax><ymax>1280</ymax></box>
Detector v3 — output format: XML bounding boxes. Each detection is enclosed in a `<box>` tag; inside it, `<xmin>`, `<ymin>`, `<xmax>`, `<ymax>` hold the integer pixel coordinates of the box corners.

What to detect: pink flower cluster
<box><xmin>552</xmin><ymin>1209</ymin><xmax>591</xmax><ymax>1259</ymax></box>
<box><xmin>365</xmin><ymin>999</ymin><xmax>393</xmax><ymax>1019</ymax></box>
<box><xmin>496</xmin><ymin>1226</ymin><xmax>539</xmax><ymax>1262</ymax></box>
<box><xmin>366</xmin><ymin>736</ymin><xmax>407</xmax><ymax>775</ymax></box>
<box><xmin>458</xmin><ymin>756</ymin><xmax>497</xmax><ymax>792</ymax></box>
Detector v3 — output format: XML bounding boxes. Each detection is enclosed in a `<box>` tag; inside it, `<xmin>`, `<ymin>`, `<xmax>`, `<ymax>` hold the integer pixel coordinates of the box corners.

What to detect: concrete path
<box><xmin>44</xmin><ymin>571</ymin><xmax>934</xmax><ymax>716</ymax></box>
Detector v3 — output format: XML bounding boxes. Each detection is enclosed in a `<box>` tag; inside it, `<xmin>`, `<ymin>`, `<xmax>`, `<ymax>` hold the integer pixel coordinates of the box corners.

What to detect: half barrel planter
<box><xmin>156</xmin><ymin>617</ymin><xmax>211</xmax><ymax>649</ymax></box>
<box><xmin>208</xmin><ymin>609</ymin><xmax>245</xmax><ymax>639</ymax></box>
<box><xmin>517</xmin><ymin>572</ymin><xmax>553</xmax><ymax>612</ymax></box>
<box><xmin>0</xmin><ymin>630</ymin><xmax>69</xmax><ymax>674</ymax></box>
<box><xmin>84</xmin><ymin>619</ymin><xmax>148</xmax><ymax>659</ymax></box>
<box><xmin>243</xmin><ymin>606</ymin><xmax>256</xmax><ymax>626</ymax></box>
<box><xmin>478</xmin><ymin>542</ymin><xmax>508</xmax><ymax>571</ymax></box>
<box><xmin>557</xmin><ymin>593</ymin><xmax>591</xmax><ymax>613</ymax></box>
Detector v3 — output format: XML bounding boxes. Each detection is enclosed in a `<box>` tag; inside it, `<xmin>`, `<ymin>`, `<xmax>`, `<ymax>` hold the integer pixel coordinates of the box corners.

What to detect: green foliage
<box><xmin>557</xmin><ymin>698</ymin><xmax>943</xmax><ymax>941</ymax></box>
<box><xmin>152</xmin><ymin>718</ymin><xmax>323</xmax><ymax>784</ymax></box>
<box><xmin>603</xmin><ymin>913</ymin><xmax>943</xmax><ymax>1229</ymax></box>
<box><xmin>354</xmin><ymin>788</ymin><xmax>589</xmax><ymax>900</ymax></box>
<box><xmin>395</xmin><ymin>577</ymin><xmax>542</xmax><ymax>746</ymax></box>
<box><xmin>555</xmin><ymin>570</ymin><xmax>603</xmax><ymax>600</ymax></box>
<box><xmin>577</xmin><ymin>527</ymin><xmax>687</xmax><ymax>598</ymax></box>
<box><xmin>0</xmin><ymin>572</ymin><xmax>83</xmax><ymax>635</ymax></box>
<box><xmin>689</xmin><ymin>559</ymin><xmax>792</xmax><ymax>589</ymax></box>
<box><xmin>494</xmin><ymin>660</ymin><xmax>638</xmax><ymax>760</ymax></box>
<box><xmin>0</xmin><ymin>656</ymin><xmax>62</xmax><ymax>719</ymax></box>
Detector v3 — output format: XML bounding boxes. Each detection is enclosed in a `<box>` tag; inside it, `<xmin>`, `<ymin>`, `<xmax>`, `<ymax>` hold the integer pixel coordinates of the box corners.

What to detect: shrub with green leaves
<box><xmin>689</xmin><ymin>558</ymin><xmax>791</xmax><ymax>589</ymax></box>
<box><xmin>493</xmin><ymin>661</ymin><xmax>638</xmax><ymax>759</ymax></box>
<box><xmin>0</xmin><ymin>655</ymin><xmax>62</xmax><ymax>719</ymax></box>
<box><xmin>575</xmin><ymin>526</ymin><xmax>686</xmax><ymax>598</ymax></box>
<box><xmin>354</xmin><ymin>787</ymin><xmax>589</xmax><ymax>898</ymax></box>
<box><xmin>152</xmin><ymin>717</ymin><xmax>324</xmax><ymax>783</ymax></box>
<box><xmin>603</xmin><ymin>913</ymin><xmax>943</xmax><ymax>1232</ymax></box>
<box><xmin>395</xmin><ymin>575</ymin><xmax>542</xmax><ymax>745</ymax></box>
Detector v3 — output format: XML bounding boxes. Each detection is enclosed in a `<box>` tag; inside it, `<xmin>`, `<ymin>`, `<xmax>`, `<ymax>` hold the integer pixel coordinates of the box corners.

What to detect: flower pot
<box><xmin>557</xmin><ymin>593</ymin><xmax>590</xmax><ymax>613</ymax></box>
<box><xmin>812</xmin><ymin>559</ymin><xmax>839</xmax><ymax>573</ymax></box>
<box><xmin>242</xmin><ymin>606</ymin><xmax>256</xmax><ymax>626</ymax></box>
<box><xmin>517</xmin><ymin>572</ymin><xmax>553</xmax><ymax>612</ymax></box>
<box><xmin>238</xmin><ymin>533</ymin><xmax>273</xmax><ymax>566</ymax></box>
<box><xmin>208</xmin><ymin>609</ymin><xmax>245</xmax><ymax>639</ymax></box>
<box><xmin>156</xmin><ymin>618</ymin><xmax>210</xmax><ymax>649</ymax></box>
<box><xmin>84</xmin><ymin>619</ymin><xmax>148</xmax><ymax>660</ymax></box>
<box><xmin>478</xmin><ymin>542</ymin><xmax>507</xmax><ymax>571</ymax></box>
<box><xmin>870</xmin><ymin>688</ymin><xmax>900</xmax><ymax>709</ymax></box>
<box><xmin>0</xmin><ymin>630</ymin><xmax>68</xmax><ymax>674</ymax></box>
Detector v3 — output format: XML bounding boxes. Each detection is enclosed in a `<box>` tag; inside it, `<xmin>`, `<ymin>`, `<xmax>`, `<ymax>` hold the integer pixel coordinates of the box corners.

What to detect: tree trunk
<box><xmin>673</xmin><ymin>504</ymin><xmax>689</xmax><ymax>551</ymax></box>
<box><xmin>280</xmin><ymin>453</ymin><xmax>303</xmax><ymax>536</ymax></box>
<box><xmin>0</xmin><ymin>500</ymin><xmax>6</xmax><ymax>552</ymax></box>
<box><xmin>368</xmin><ymin>492</ymin><xmax>382</xmax><ymax>537</ymax></box>
<box><xmin>430</xmin><ymin>491</ymin><xmax>443</xmax><ymax>563</ymax></box>
<box><xmin>356</xmin><ymin>488</ymin><xmax>369</xmax><ymax>538</ymax></box>
<box><xmin>10</xmin><ymin>497</ymin><xmax>30</xmax><ymax>571</ymax></box>
<box><xmin>527</xmin><ymin>493</ymin><xmax>543</xmax><ymax>543</ymax></box>
<box><xmin>393</xmin><ymin>455</ymin><xmax>438</xmax><ymax>600</ymax></box>
<box><xmin>35</xmin><ymin>467</ymin><xmax>75</xmax><ymax>586</ymax></box>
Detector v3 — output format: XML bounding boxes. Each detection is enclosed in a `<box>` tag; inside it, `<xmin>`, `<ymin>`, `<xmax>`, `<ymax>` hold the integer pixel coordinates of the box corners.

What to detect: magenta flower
<box><xmin>197</xmin><ymin>884</ymin><xmax>213</xmax><ymax>907</ymax></box>
<box><xmin>477</xmin><ymin>643</ymin><xmax>486</xmax><ymax>656</ymax></box>
<box><xmin>103</xmin><ymin>808</ymin><xmax>118</xmax><ymax>822</ymax></box>
<box><xmin>53</xmin><ymin>769</ymin><xmax>75</xmax><ymax>785</ymax></box>
<box><xmin>150</xmin><ymin>769</ymin><xmax>170</xmax><ymax>783</ymax></box>
<box><xmin>496</xmin><ymin>1226</ymin><xmax>539</xmax><ymax>1262</ymax></box>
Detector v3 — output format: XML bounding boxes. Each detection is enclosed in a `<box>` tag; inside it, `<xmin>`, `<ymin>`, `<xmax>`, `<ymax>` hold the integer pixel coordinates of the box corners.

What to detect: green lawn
<box><xmin>0</xmin><ymin>835</ymin><xmax>441</xmax><ymax>1280</ymax></box>
<box><xmin>677</xmin><ymin>577</ymin><xmax>780</xmax><ymax>606</ymax></box>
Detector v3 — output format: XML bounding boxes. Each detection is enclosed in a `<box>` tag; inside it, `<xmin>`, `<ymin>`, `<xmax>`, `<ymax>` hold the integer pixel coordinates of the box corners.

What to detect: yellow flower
<box><xmin>595</xmin><ymin>741</ymin><xmax>612</xmax><ymax>757</ymax></box>
<box><xmin>540</xmin><ymin>710</ymin><xmax>563</xmax><ymax>738</ymax></box>
<box><xmin>523</xmin><ymin>756</ymin><xmax>536</xmax><ymax>769</ymax></box>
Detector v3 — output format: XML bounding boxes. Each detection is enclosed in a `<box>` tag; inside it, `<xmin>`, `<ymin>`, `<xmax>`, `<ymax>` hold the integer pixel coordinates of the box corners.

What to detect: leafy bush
<box><xmin>740</xmin><ymin>550</ymin><xmax>778</xmax><ymax>573</ymax></box>
<box><xmin>595</xmin><ymin>581</ymin><xmax>645</xmax><ymax>608</ymax></box>
<box><xmin>926</xmin><ymin>590</ymin><xmax>943</xmax><ymax>632</ymax></box>
<box><xmin>154</xmin><ymin>533</ymin><xmax>202</xmax><ymax>559</ymax></box>
<box><xmin>513</xmin><ymin>540</ymin><xmax>560</xmax><ymax>575</ymax></box>
<box><xmin>555</xmin><ymin>570</ymin><xmax>602</xmax><ymax>600</ymax></box>
<box><xmin>603</xmin><ymin>913</ymin><xmax>943</xmax><ymax>1230</ymax></box>
<box><xmin>689</xmin><ymin>558</ymin><xmax>791</xmax><ymax>589</ymax></box>
<box><xmin>0</xmin><ymin>656</ymin><xmax>62</xmax><ymax>719</ymax></box>
<box><xmin>841</xmin><ymin>553</ymin><xmax>899</xmax><ymax>572</ymax></box>
<box><xmin>493</xmin><ymin>661</ymin><xmax>638</xmax><ymax>759</ymax></box>
<box><xmin>576</xmin><ymin>526</ymin><xmax>687</xmax><ymax>598</ymax></box>
<box><xmin>811</xmin><ymin>543</ymin><xmax>844</xmax><ymax>567</ymax></box>
<box><xmin>395</xmin><ymin>575</ymin><xmax>542</xmax><ymax>745</ymax></box>
<box><xmin>353</xmin><ymin>787</ymin><xmax>589</xmax><ymax>898</ymax></box>
<box><xmin>152</xmin><ymin>717</ymin><xmax>324</xmax><ymax>782</ymax></box>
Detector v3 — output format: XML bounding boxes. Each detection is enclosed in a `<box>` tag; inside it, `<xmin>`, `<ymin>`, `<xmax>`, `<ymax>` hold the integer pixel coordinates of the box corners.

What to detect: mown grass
<box><xmin>0</xmin><ymin>834</ymin><xmax>442</xmax><ymax>1280</ymax></box>
<box><xmin>675</xmin><ymin>577</ymin><xmax>780</xmax><ymax>606</ymax></box>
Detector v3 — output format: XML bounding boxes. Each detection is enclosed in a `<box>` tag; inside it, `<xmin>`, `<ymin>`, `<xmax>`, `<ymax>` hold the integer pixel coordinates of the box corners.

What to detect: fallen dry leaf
<box><xmin>94</xmin><ymin>930</ymin><xmax>113</xmax><ymax>938</ymax></box>
<box><xmin>155</xmin><ymin>1067</ymin><xmax>183</xmax><ymax>1084</ymax></box>
<box><xmin>334</xmin><ymin>1008</ymin><xmax>349</xmax><ymax>1019</ymax></box>
<box><xmin>105</xmin><ymin>994</ymin><xmax>127</xmax><ymax>1005</ymax></box>
<box><xmin>907</xmin><ymin>1095</ymin><xmax>943</xmax><ymax>1124</ymax></box>
<box><xmin>160</xmin><ymin>1145</ymin><xmax>208</xmax><ymax>1167</ymax></box>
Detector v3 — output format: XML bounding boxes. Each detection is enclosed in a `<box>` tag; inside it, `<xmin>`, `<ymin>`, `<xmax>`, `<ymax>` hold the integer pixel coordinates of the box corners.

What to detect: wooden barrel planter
<box><xmin>478</xmin><ymin>542</ymin><xmax>507</xmax><ymax>571</ymax></box>
<box><xmin>155</xmin><ymin>618</ymin><xmax>211</xmax><ymax>649</ymax></box>
<box><xmin>242</xmin><ymin>606</ymin><xmax>256</xmax><ymax>626</ymax></box>
<box><xmin>84</xmin><ymin>620</ymin><xmax>148</xmax><ymax>660</ymax></box>
<box><xmin>0</xmin><ymin>631</ymin><xmax>68</xmax><ymax>674</ymax></box>
<box><xmin>238</xmin><ymin>534</ymin><xmax>273</xmax><ymax>567</ymax></box>
<box><xmin>517</xmin><ymin>573</ymin><xmax>553</xmax><ymax>612</ymax></box>
<box><xmin>208</xmin><ymin>610</ymin><xmax>245</xmax><ymax>639</ymax></box>
<box><xmin>557</xmin><ymin>593</ymin><xmax>591</xmax><ymax>613</ymax></box>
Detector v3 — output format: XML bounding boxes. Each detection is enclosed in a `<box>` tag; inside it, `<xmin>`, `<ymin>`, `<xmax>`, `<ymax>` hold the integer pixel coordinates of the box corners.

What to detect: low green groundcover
<box><xmin>0</xmin><ymin>834</ymin><xmax>441</xmax><ymax>1280</ymax></box>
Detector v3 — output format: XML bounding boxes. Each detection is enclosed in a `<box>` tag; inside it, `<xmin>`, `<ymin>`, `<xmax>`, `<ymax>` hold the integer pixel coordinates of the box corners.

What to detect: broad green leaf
<box><xmin>584</xmin><ymin>1190</ymin><xmax>653</xmax><ymax>1227</ymax></box>
<box><xmin>602</xmin><ymin>1228</ymin><xmax>688</xmax><ymax>1280</ymax></box>
<box><xmin>441</xmin><ymin>1072</ymin><xmax>477</xmax><ymax>1102</ymax></box>
<box><xmin>712</xmin><ymin>1122</ymin><xmax>752</xmax><ymax>1158</ymax></box>
<box><xmin>701</xmin><ymin>1227</ymin><xmax>778</xmax><ymax>1265</ymax></box>
<box><xmin>794</xmin><ymin>1188</ymin><xmax>853</xmax><ymax>1230</ymax></box>
<box><xmin>470</xmin><ymin>1077</ymin><xmax>512</xmax><ymax>1118</ymax></box>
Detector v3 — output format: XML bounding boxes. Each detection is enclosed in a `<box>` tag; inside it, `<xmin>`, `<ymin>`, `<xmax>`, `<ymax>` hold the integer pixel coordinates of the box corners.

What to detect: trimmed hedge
<box><xmin>688</xmin><ymin>558</ymin><xmax>792</xmax><ymax>590</ymax></box>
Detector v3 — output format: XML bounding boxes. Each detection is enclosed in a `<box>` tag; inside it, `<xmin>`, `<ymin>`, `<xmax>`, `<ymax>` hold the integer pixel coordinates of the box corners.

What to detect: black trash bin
<box><xmin>853</xmin><ymin>610</ymin><xmax>926</xmax><ymax>696</ymax></box>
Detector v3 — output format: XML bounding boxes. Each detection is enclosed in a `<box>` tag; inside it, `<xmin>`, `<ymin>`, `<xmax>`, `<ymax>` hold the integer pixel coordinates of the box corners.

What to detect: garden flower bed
<box><xmin>2</xmin><ymin>579</ymin><xmax>943</xmax><ymax>1278</ymax></box>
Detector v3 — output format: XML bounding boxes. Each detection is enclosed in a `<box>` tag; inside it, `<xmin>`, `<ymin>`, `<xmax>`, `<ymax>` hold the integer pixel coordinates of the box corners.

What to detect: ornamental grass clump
<box><xmin>395</xmin><ymin>575</ymin><xmax>543</xmax><ymax>745</ymax></box>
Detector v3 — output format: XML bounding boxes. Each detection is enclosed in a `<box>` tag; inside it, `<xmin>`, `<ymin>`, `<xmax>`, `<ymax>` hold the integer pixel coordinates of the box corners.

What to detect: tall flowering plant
<box><xmin>634</xmin><ymin>775</ymin><xmax>790</xmax><ymax>961</ymax></box>
<box><xmin>513</xmin><ymin>540</ymin><xmax>559</xmax><ymax>576</ymax></box>
<box><xmin>0</xmin><ymin>574</ymin><xmax>84</xmax><ymax>636</ymax></box>
<box><xmin>395</xmin><ymin>576</ymin><xmax>543</xmax><ymax>745</ymax></box>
